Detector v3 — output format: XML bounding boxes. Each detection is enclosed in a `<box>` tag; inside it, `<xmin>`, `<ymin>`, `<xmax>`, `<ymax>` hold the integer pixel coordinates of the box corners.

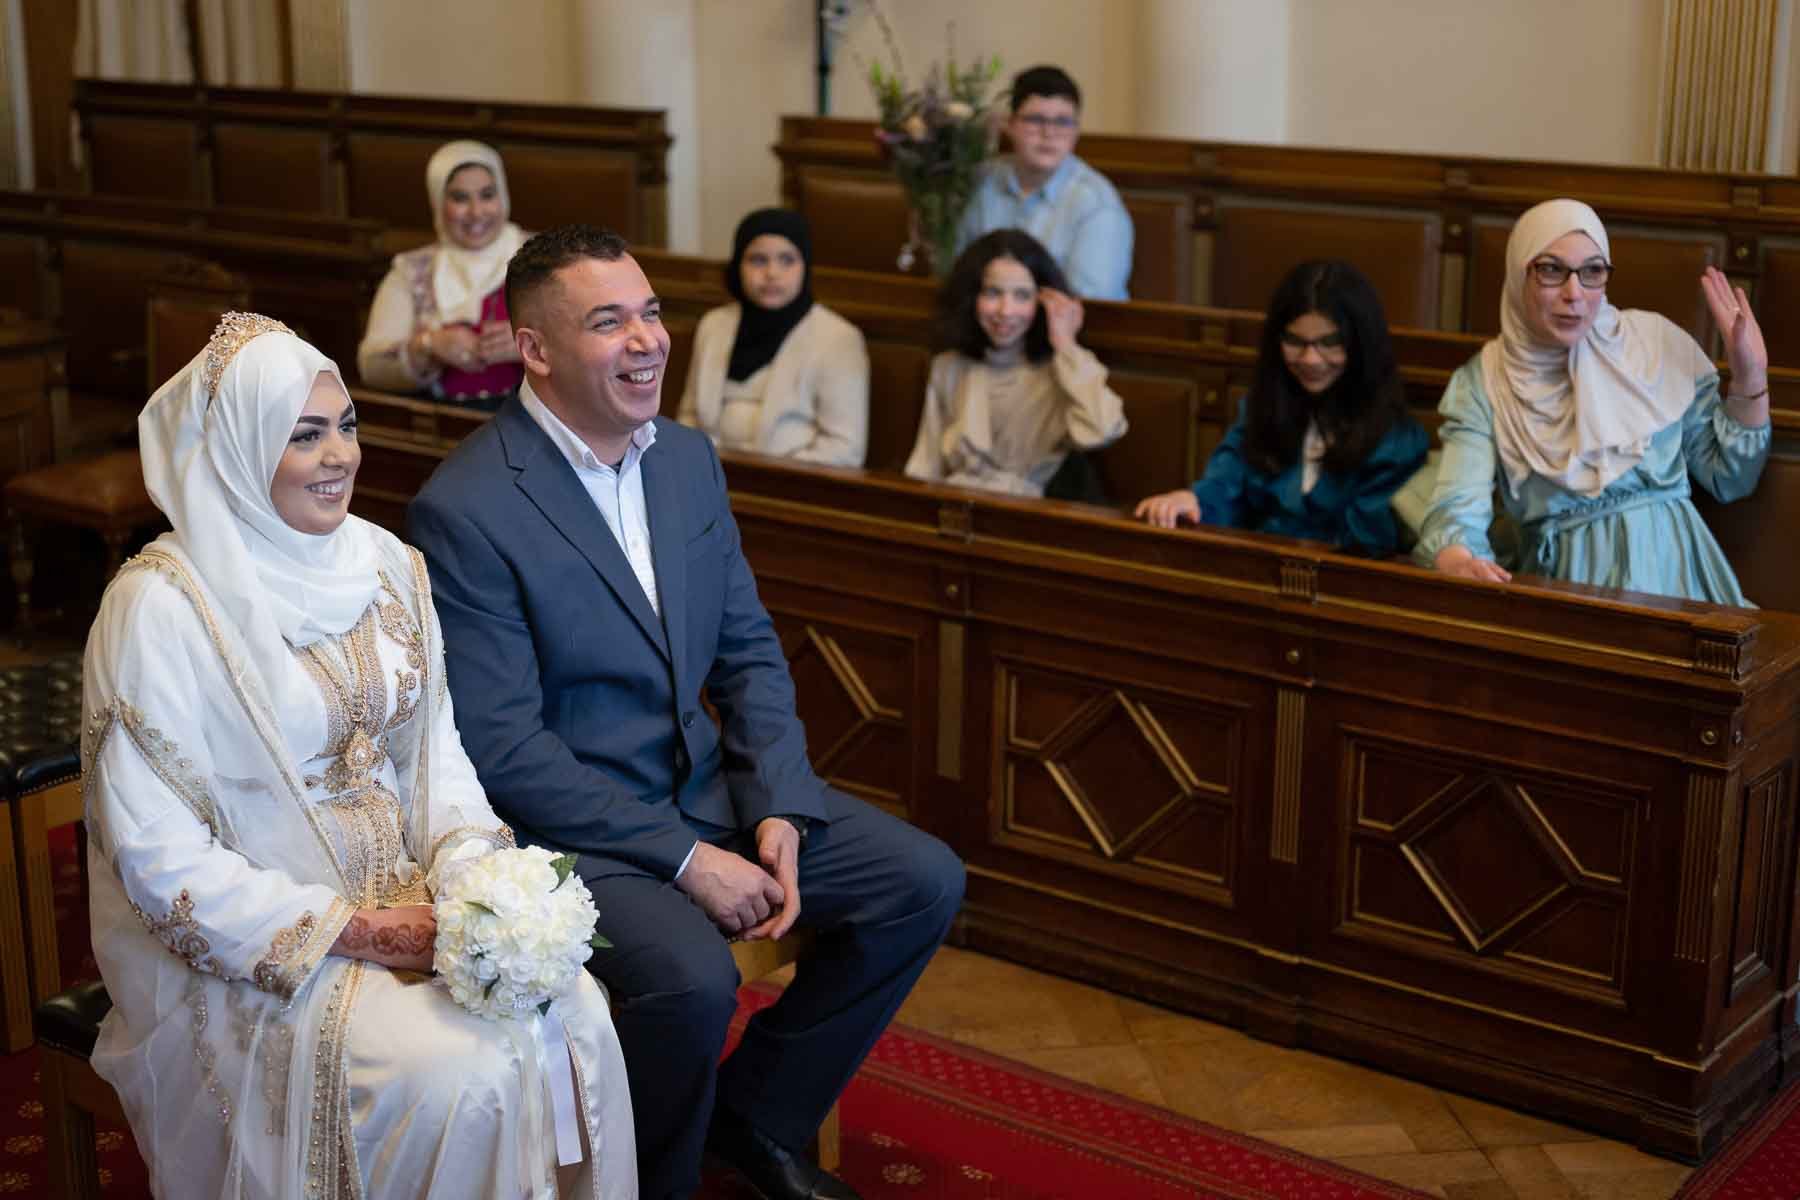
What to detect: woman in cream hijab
<box><xmin>1416</xmin><ymin>198</ymin><xmax>1770</xmax><ymax>604</ymax></box>
<box><xmin>84</xmin><ymin>314</ymin><xmax>634</xmax><ymax>1198</ymax></box>
<box><xmin>357</xmin><ymin>140</ymin><xmax>530</xmax><ymax>405</ymax></box>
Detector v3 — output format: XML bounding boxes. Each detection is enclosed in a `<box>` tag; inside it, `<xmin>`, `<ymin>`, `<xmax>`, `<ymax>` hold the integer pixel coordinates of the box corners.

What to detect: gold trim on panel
<box><xmin>967</xmin><ymin>863</ymin><xmax>1694</xmax><ymax>1066</ymax></box>
<box><xmin>937</xmin><ymin>620</ymin><xmax>965</xmax><ymax>781</ymax></box>
<box><xmin>1270</xmin><ymin>689</ymin><xmax>1305</xmax><ymax>864</ymax></box>
<box><xmin>1676</xmin><ymin>771</ymin><xmax>1729</xmax><ymax>963</ymax></box>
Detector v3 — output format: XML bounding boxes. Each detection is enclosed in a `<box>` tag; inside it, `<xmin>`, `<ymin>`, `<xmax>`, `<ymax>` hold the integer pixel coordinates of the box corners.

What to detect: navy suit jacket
<box><xmin>407</xmin><ymin>398</ymin><xmax>829</xmax><ymax>883</ymax></box>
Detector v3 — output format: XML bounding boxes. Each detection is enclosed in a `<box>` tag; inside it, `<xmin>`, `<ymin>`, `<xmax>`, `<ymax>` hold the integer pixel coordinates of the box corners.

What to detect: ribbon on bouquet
<box><xmin>533</xmin><ymin>1006</ymin><xmax>585</xmax><ymax>1167</ymax></box>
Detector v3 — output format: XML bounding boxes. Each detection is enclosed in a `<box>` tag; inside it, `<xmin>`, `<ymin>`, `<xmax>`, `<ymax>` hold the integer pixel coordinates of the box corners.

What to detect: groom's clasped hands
<box><xmin>675</xmin><ymin>816</ymin><xmax>803</xmax><ymax>941</ymax></box>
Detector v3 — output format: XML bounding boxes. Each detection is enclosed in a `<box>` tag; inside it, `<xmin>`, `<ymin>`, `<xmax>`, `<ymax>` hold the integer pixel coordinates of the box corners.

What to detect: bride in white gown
<box><xmin>80</xmin><ymin>313</ymin><xmax>636</xmax><ymax>1199</ymax></box>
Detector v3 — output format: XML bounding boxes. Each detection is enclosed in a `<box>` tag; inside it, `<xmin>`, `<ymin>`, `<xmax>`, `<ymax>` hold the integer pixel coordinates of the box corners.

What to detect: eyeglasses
<box><xmin>1015</xmin><ymin>114</ymin><xmax>1078</xmax><ymax>133</ymax></box>
<box><xmin>1280</xmin><ymin>331</ymin><xmax>1347</xmax><ymax>356</ymax></box>
<box><xmin>1528</xmin><ymin>258</ymin><xmax>1613</xmax><ymax>289</ymax></box>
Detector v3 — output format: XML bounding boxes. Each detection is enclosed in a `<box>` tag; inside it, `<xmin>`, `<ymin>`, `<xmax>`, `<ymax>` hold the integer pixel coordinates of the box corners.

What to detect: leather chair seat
<box><xmin>0</xmin><ymin>656</ymin><xmax>84</xmax><ymax>790</ymax></box>
<box><xmin>3</xmin><ymin>450</ymin><xmax>156</xmax><ymax>527</ymax></box>
<box><xmin>33</xmin><ymin>980</ymin><xmax>111</xmax><ymax>1059</ymax></box>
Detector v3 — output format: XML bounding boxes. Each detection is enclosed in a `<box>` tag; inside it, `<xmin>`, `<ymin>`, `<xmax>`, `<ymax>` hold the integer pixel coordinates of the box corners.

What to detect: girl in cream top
<box><xmin>906</xmin><ymin>229</ymin><xmax>1126</xmax><ymax>497</ymax></box>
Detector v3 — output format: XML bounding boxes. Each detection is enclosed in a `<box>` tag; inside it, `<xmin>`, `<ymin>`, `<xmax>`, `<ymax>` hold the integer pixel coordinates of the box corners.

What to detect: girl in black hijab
<box><xmin>678</xmin><ymin>208</ymin><xmax>870</xmax><ymax>465</ymax></box>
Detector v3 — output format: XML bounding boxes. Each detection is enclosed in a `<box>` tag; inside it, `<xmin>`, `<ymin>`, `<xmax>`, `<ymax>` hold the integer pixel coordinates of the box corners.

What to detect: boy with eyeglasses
<box><xmin>955</xmin><ymin>65</ymin><xmax>1135</xmax><ymax>301</ymax></box>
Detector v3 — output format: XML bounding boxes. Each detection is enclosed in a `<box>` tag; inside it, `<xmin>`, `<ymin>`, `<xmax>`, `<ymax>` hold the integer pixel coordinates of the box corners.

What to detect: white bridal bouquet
<box><xmin>433</xmin><ymin>846</ymin><xmax>610</xmax><ymax>1021</ymax></box>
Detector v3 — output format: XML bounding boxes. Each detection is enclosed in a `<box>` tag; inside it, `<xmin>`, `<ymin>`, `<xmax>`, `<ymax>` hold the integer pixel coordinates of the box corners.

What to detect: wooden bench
<box><xmin>73</xmin><ymin>79</ymin><xmax>673</xmax><ymax>248</ymax></box>
<box><xmin>774</xmin><ymin>115</ymin><xmax>1800</xmax><ymax>368</ymax></box>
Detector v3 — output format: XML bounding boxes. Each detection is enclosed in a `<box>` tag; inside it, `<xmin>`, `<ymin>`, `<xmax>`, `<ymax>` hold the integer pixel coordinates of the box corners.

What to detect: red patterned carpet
<box><xmin>1674</xmin><ymin>1079</ymin><xmax>1800</xmax><ymax>1200</ymax></box>
<box><xmin>5</xmin><ymin>826</ymin><xmax>1798</xmax><ymax>1198</ymax></box>
<box><xmin>703</xmin><ymin>985</ymin><xmax>1433</xmax><ymax>1199</ymax></box>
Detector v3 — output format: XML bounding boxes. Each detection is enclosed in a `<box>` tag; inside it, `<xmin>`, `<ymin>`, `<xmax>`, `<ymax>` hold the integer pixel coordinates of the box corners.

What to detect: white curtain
<box><xmin>197</xmin><ymin>0</ymin><xmax>284</xmax><ymax>87</ymax></box>
<box><xmin>1660</xmin><ymin>0</ymin><xmax>1783</xmax><ymax>171</ymax></box>
<box><xmin>72</xmin><ymin>0</ymin><xmax>191</xmax><ymax>83</ymax></box>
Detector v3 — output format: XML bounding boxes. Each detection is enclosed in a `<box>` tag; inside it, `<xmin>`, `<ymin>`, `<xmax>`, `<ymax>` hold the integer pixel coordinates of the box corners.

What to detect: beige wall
<box><xmin>340</xmin><ymin>0</ymin><xmax>1680</xmax><ymax>257</ymax></box>
<box><xmin>346</xmin><ymin>0</ymin><xmax>577</xmax><ymax>102</ymax></box>
<box><xmin>1285</xmin><ymin>0</ymin><xmax>1665</xmax><ymax>165</ymax></box>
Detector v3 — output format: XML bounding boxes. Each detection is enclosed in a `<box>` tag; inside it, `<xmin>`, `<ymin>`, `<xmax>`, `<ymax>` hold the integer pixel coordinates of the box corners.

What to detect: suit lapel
<box><xmin>500</xmin><ymin>400</ymin><xmax>670</xmax><ymax>660</ymax></box>
<box><xmin>640</xmin><ymin>439</ymin><xmax>688</xmax><ymax>690</ymax></box>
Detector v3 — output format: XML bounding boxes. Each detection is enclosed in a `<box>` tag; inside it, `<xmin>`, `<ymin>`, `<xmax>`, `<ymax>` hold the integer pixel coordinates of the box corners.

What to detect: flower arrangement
<box><xmin>864</xmin><ymin>9</ymin><xmax>1003</xmax><ymax>274</ymax></box>
<box><xmin>433</xmin><ymin>846</ymin><xmax>609</xmax><ymax>1021</ymax></box>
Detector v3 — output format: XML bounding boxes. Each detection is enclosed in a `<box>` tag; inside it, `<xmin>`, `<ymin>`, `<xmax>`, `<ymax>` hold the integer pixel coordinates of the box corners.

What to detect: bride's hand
<box><xmin>330</xmin><ymin>905</ymin><xmax>437</xmax><ymax>971</ymax></box>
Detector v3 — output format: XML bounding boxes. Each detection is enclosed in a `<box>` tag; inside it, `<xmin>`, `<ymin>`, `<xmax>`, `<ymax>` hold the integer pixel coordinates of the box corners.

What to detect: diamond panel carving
<box><xmin>776</xmin><ymin>616</ymin><xmax>913</xmax><ymax>812</ymax></box>
<box><xmin>1341</xmin><ymin>734</ymin><xmax>1640</xmax><ymax>994</ymax></box>
<box><xmin>1405</xmin><ymin>780</ymin><xmax>1566</xmax><ymax>949</ymax></box>
<box><xmin>998</xmin><ymin>664</ymin><xmax>1241</xmax><ymax>887</ymax></box>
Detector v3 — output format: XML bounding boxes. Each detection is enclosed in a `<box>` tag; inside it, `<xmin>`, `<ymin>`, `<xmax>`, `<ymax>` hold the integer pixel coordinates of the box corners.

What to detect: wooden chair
<box><xmin>0</xmin><ymin>655</ymin><xmax>83</xmax><ymax>1048</ymax></box>
<box><xmin>35</xmin><ymin>980</ymin><xmax>122</xmax><ymax>1200</ymax></box>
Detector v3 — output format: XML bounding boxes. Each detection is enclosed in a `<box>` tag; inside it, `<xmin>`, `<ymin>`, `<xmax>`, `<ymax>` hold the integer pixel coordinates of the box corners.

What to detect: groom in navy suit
<box><xmin>408</xmin><ymin>226</ymin><xmax>964</xmax><ymax>1200</ymax></box>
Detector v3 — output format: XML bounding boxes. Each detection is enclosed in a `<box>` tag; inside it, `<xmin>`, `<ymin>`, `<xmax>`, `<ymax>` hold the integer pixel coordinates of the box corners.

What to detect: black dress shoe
<box><xmin>705</xmin><ymin>1106</ymin><xmax>862</xmax><ymax>1200</ymax></box>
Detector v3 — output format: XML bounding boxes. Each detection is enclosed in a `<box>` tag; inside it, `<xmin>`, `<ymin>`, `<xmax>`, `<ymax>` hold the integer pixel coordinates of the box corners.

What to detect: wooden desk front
<box><xmin>348</xmin><ymin>411</ymin><xmax>1800</xmax><ymax>1160</ymax></box>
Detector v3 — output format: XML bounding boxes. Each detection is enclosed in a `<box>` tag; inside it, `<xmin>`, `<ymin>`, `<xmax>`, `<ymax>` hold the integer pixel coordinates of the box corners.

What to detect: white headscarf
<box><xmin>1481</xmin><ymin>198</ymin><xmax>1712</xmax><ymax>497</ymax></box>
<box><xmin>137</xmin><ymin>314</ymin><xmax>384</xmax><ymax>694</ymax></box>
<box><xmin>427</xmin><ymin>139</ymin><xmax>529</xmax><ymax>325</ymax></box>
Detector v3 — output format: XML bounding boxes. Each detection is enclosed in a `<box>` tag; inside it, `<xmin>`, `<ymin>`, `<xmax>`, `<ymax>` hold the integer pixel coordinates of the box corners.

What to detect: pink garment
<box><xmin>439</xmin><ymin>288</ymin><xmax>524</xmax><ymax>400</ymax></box>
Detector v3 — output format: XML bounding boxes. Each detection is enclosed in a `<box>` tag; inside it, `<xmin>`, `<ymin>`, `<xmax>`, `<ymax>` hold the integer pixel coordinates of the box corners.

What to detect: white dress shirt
<box><xmin>520</xmin><ymin>379</ymin><xmax>661</xmax><ymax>616</ymax></box>
<box><xmin>519</xmin><ymin>382</ymin><xmax>699</xmax><ymax>878</ymax></box>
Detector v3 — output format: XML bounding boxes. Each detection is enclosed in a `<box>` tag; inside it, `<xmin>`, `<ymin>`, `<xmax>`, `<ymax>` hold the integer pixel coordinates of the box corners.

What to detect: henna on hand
<box><xmin>331</xmin><ymin>908</ymin><xmax>436</xmax><ymax>969</ymax></box>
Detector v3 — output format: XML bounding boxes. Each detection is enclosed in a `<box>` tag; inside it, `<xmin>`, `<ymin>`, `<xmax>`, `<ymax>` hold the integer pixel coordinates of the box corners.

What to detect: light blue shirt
<box><xmin>519</xmin><ymin>383</ymin><xmax>699</xmax><ymax>876</ymax></box>
<box><xmin>955</xmin><ymin>153</ymin><xmax>1135</xmax><ymax>301</ymax></box>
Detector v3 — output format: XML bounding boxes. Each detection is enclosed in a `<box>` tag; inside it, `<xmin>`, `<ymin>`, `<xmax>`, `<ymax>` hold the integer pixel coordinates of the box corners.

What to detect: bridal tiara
<box><xmin>202</xmin><ymin>311</ymin><xmax>295</xmax><ymax>400</ymax></box>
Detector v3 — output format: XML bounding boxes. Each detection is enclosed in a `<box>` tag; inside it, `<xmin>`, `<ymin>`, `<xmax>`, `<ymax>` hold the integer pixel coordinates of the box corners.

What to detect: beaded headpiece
<box><xmin>202</xmin><ymin>311</ymin><xmax>295</xmax><ymax>401</ymax></box>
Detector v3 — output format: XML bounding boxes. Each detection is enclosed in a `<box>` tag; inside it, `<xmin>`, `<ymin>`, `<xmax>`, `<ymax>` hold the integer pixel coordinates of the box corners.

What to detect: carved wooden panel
<box><xmin>659</xmin><ymin>312</ymin><xmax>700</xmax><ymax>420</ymax></box>
<box><xmin>1339</xmin><ymin>732</ymin><xmax>1640</xmax><ymax>996</ymax></box>
<box><xmin>502</xmin><ymin>145</ymin><xmax>642</xmax><ymax>240</ymax></box>
<box><xmin>346</xmin><ymin>133</ymin><xmax>447</xmax><ymax>229</ymax></box>
<box><xmin>211</xmin><ymin>122</ymin><xmax>334</xmax><ymax>214</ymax></box>
<box><xmin>86</xmin><ymin>116</ymin><xmax>198</xmax><ymax>203</ymax></box>
<box><xmin>1093</xmin><ymin>370</ymin><xmax>1199</xmax><ymax>503</ymax></box>
<box><xmin>769</xmin><ymin>611</ymin><xmax>920</xmax><ymax>820</ymax></box>
<box><xmin>993</xmin><ymin>659</ymin><xmax>1244</xmax><ymax>902</ymax></box>
<box><xmin>794</xmin><ymin>168</ymin><xmax>913</xmax><ymax>277</ymax></box>
<box><xmin>1726</xmin><ymin>762</ymin><xmax>1795</xmax><ymax>1005</ymax></box>
<box><xmin>863</xmin><ymin>339</ymin><xmax>933</xmax><ymax>473</ymax></box>
<box><xmin>59</xmin><ymin>240</ymin><xmax>184</xmax><ymax>399</ymax></box>
<box><xmin>1212</xmin><ymin>202</ymin><xmax>1442</xmax><ymax>328</ymax></box>
<box><xmin>1754</xmin><ymin>241</ymin><xmax>1800</xmax><ymax>368</ymax></box>
<box><xmin>1119</xmin><ymin>189</ymin><xmax>1193</xmax><ymax>303</ymax></box>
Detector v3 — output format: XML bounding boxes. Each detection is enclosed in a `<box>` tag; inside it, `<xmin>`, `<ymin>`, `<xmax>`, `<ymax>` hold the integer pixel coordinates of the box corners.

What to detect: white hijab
<box><xmin>427</xmin><ymin>139</ymin><xmax>529</xmax><ymax>325</ymax></box>
<box><xmin>137</xmin><ymin>314</ymin><xmax>384</xmax><ymax>695</ymax></box>
<box><xmin>1481</xmin><ymin>198</ymin><xmax>1712</xmax><ymax>497</ymax></box>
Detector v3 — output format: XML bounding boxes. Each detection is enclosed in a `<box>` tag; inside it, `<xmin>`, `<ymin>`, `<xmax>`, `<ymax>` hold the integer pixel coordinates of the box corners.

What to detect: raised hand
<box><xmin>675</xmin><ymin>840</ymin><xmax>786</xmax><ymax>937</ymax></box>
<box><xmin>1039</xmin><ymin>287</ymin><xmax>1085</xmax><ymax>351</ymax></box>
<box><xmin>1434</xmin><ymin>544</ymin><xmax>1512</xmax><ymax>584</ymax></box>
<box><xmin>1134</xmin><ymin>489</ymin><xmax>1201</xmax><ymax>529</ymax></box>
<box><xmin>1700</xmin><ymin>266</ymin><xmax>1767</xmax><ymax>397</ymax></box>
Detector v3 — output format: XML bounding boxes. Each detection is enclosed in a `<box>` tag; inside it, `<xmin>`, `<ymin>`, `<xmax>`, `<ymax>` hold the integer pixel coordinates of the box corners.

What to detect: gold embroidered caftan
<box><xmin>82</xmin><ymin>540</ymin><xmax>635</xmax><ymax>1200</ymax></box>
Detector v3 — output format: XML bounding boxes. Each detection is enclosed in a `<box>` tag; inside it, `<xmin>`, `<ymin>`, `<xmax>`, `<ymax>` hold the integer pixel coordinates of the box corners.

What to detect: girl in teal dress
<box><xmin>1416</xmin><ymin>198</ymin><xmax>1770</xmax><ymax>605</ymax></box>
<box><xmin>1135</xmin><ymin>260</ymin><xmax>1428</xmax><ymax>556</ymax></box>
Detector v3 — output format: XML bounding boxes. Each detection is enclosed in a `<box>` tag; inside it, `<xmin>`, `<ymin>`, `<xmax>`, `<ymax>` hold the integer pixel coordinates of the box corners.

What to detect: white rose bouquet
<box><xmin>433</xmin><ymin>846</ymin><xmax>610</xmax><ymax>1021</ymax></box>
